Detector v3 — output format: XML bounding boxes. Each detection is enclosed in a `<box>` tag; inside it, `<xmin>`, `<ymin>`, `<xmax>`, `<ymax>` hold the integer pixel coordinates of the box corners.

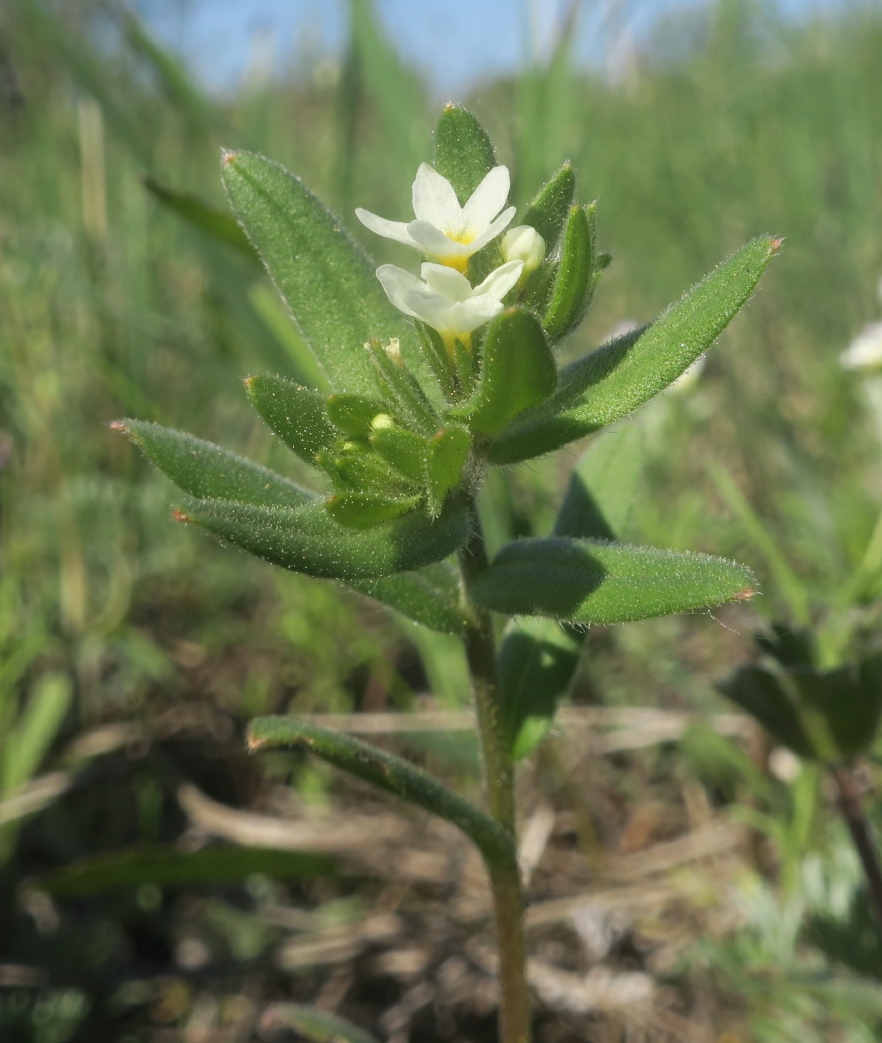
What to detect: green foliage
<box><xmin>221</xmin><ymin>150</ymin><xmax>431</xmax><ymax>396</ymax></box>
<box><xmin>247</xmin><ymin>716</ymin><xmax>514</xmax><ymax>865</ymax></box>
<box><xmin>471</xmin><ymin>538</ymin><xmax>756</xmax><ymax>623</ymax></box>
<box><xmin>721</xmin><ymin>625</ymin><xmax>882</xmax><ymax>764</ymax></box>
<box><xmin>522</xmin><ymin>162</ymin><xmax>576</xmax><ymax>252</ymax></box>
<box><xmin>261</xmin><ymin>1003</ymin><xmax>381</xmax><ymax>1043</ymax></box>
<box><xmin>29</xmin><ymin>845</ymin><xmax>338</xmax><ymax>897</ymax></box>
<box><xmin>433</xmin><ymin>104</ymin><xmax>497</xmax><ymax>202</ymax></box>
<box><xmin>176</xmin><ymin>493</ymin><xmax>471</xmax><ymax>580</ymax></box>
<box><xmin>457</xmin><ymin>307</ymin><xmax>557</xmax><ymax>436</ymax></box>
<box><xmin>488</xmin><ymin>236</ymin><xmax>780</xmax><ymax>463</ymax></box>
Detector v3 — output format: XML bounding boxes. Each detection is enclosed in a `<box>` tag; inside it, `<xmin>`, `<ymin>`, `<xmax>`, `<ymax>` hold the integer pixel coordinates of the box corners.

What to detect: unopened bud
<box><xmin>501</xmin><ymin>225</ymin><xmax>545</xmax><ymax>276</ymax></box>
<box><xmin>384</xmin><ymin>337</ymin><xmax>403</xmax><ymax>367</ymax></box>
<box><xmin>370</xmin><ymin>413</ymin><xmax>395</xmax><ymax>432</ymax></box>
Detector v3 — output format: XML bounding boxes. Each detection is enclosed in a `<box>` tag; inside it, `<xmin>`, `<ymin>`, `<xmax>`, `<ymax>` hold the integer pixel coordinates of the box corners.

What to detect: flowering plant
<box><xmin>115</xmin><ymin>106</ymin><xmax>778</xmax><ymax>1043</ymax></box>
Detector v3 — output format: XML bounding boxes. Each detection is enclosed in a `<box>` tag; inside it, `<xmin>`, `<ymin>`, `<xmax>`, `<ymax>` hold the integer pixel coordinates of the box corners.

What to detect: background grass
<box><xmin>3</xmin><ymin>0</ymin><xmax>882</xmax><ymax>1040</ymax></box>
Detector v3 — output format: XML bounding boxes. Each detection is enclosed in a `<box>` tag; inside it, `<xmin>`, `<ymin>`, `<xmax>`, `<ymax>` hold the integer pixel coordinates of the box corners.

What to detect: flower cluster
<box><xmin>356</xmin><ymin>163</ymin><xmax>544</xmax><ymax>358</ymax></box>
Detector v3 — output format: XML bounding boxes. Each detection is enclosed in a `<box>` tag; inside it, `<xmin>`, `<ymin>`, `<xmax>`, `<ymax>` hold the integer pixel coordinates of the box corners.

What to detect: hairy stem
<box><xmin>832</xmin><ymin>765</ymin><xmax>882</xmax><ymax>929</ymax></box>
<box><xmin>459</xmin><ymin>502</ymin><xmax>531</xmax><ymax>1043</ymax></box>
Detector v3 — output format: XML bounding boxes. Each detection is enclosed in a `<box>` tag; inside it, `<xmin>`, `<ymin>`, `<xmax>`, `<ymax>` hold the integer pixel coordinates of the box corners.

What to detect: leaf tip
<box><xmin>171</xmin><ymin>507</ymin><xmax>192</xmax><ymax>524</ymax></box>
<box><xmin>769</xmin><ymin>237</ymin><xmax>785</xmax><ymax>255</ymax></box>
<box><xmin>221</xmin><ymin>148</ymin><xmax>239</xmax><ymax>167</ymax></box>
<box><xmin>732</xmin><ymin>587</ymin><xmax>756</xmax><ymax>602</ymax></box>
<box><xmin>108</xmin><ymin>419</ymin><xmax>129</xmax><ymax>434</ymax></box>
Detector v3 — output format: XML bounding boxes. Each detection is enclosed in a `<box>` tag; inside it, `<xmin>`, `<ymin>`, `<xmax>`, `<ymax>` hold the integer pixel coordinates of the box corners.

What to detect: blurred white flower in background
<box><xmin>840</xmin><ymin>274</ymin><xmax>882</xmax><ymax>372</ymax></box>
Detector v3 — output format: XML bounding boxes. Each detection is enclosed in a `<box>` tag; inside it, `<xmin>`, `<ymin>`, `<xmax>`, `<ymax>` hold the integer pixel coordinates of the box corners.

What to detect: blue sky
<box><xmin>135</xmin><ymin>0</ymin><xmax>845</xmax><ymax>97</ymax></box>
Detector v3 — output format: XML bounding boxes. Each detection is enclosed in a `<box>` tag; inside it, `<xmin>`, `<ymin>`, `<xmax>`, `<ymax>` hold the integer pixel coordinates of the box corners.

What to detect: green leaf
<box><xmin>543</xmin><ymin>204</ymin><xmax>597</xmax><ymax>343</ymax></box>
<box><xmin>554</xmin><ymin>423</ymin><xmax>644</xmax><ymax>540</ymax></box>
<box><xmin>326</xmin><ymin>393</ymin><xmax>385</xmax><ymax>437</ymax></box>
<box><xmin>433</xmin><ymin>104</ymin><xmax>496</xmax><ymax>203</ymax></box>
<box><xmin>246</xmin><ymin>375</ymin><xmax>338</xmax><ymax>466</ymax></box>
<box><xmin>718</xmin><ymin>665</ymin><xmax>817</xmax><ymax>760</ymax></box>
<box><xmin>795</xmin><ymin>653</ymin><xmax>882</xmax><ymax>761</ymax></box>
<box><xmin>460</xmin><ymin>307</ymin><xmax>557</xmax><ymax>437</ymax></box>
<box><xmin>523</xmin><ymin>162</ymin><xmax>576</xmax><ymax>252</ymax></box>
<box><xmin>488</xmin><ymin>237</ymin><xmax>781</xmax><ymax>464</ymax></box>
<box><xmin>177</xmin><ymin>494</ymin><xmax>471</xmax><ymax>580</ymax></box>
<box><xmin>260</xmin><ymin>1004</ymin><xmax>380</xmax><ymax>1043</ymax></box>
<box><xmin>348</xmin><ymin>563</ymin><xmax>466</xmax><ymax>634</ymax></box>
<box><xmin>247</xmin><ymin>716</ymin><xmax>514</xmax><ymax>866</ymax></box>
<box><xmin>114</xmin><ymin>419</ymin><xmax>312</xmax><ymax>506</ymax></box>
<box><xmin>471</xmin><ymin>537</ymin><xmax>757</xmax><ymax>624</ymax></box>
<box><xmin>29</xmin><ymin>845</ymin><xmax>337</xmax><ymax>897</ymax></box>
<box><xmin>144</xmin><ymin>177</ymin><xmax>256</xmax><ymax>258</ymax></box>
<box><xmin>326</xmin><ymin>492</ymin><xmax>420</xmax><ymax>529</ymax></box>
<box><xmin>425</xmin><ymin>426</ymin><xmax>471</xmax><ymax>517</ymax></box>
<box><xmin>221</xmin><ymin>151</ymin><xmax>431</xmax><ymax>396</ymax></box>
<box><xmin>498</xmin><ymin>619</ymin><xmax>581</xmax><ymax>761</ymax></box>
<box><xmin>370</xmin><ymin>422</ymin><xmax>428</xmax><ymax>481</ymax></box>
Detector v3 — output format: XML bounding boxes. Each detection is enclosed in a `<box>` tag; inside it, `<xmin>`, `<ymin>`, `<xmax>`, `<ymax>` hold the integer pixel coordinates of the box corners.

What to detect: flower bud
<box><xmin>501</xmin><ymin>225</ymin><xmax>546</xmax><ymax>276</ymax></box>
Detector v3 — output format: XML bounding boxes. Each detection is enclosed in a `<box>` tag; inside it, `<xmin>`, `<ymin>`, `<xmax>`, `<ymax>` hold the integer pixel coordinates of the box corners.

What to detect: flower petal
<box><xmin>462</xmin><ymin>166</ymin><xmax>510</xmax><ymax>233</ymax></box>
<box><xmin>411</xmin><ymin>164</ymin><xmax>463</xmax><ymax>236</ymax></box>
<box><xmin>444</xmin><ymin>297</ymin><xmax>505</xmax><ymax>336</ymax></box>
<box><xmin>421</xmin><ymin>263</ymin><xmax>473</xmax><ymax>302</ymax></box>
<box><xmin>467</xmin><ymin>206</ymin><xmax>517</xmax><ymax>254</ymax></box>
<box><xmin>375</xmin><ymin>264</ymin><xmax>426</xmax><ymax>319</ymax></box>
<box><xmin>405</xmin><ymin>219</ymin><xmax>470</xmax><ymax>261</ymax></box>
<box><xmin>474</xmin><ymin>260</ymin><xmax>524</xmax><ymax>301</ymax></box>
<box><xmin>355</xmin><ymin>208</ymin><xmax>419</xmax><ymax>248</ymax></box>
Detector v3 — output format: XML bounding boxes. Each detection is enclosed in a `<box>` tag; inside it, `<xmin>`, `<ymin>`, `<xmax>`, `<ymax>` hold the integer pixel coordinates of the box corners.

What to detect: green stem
<box><xmin>459</xmin><ymin>501</ymin><xmax>531</xmax><ymax>1043</ymax></box>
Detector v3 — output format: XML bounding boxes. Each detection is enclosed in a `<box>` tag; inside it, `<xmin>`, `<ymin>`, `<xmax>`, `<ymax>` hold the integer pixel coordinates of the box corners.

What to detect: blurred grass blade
<box><xmin>346</xmin><ymin>0</ymin><xmax>426</xmax><ymax>168</ymax></box>
<box><xmin>144</xmin><ymin>177</ymin><xmax>256</xmax><ymax>258</ymax></box>
<box><xmin>117</xmin><ymin>7</ymin><xmax>216</xmax><ymax>135</ymax></box>
<box><xmin>247</xmin><ymin>287</ymin><xmax>332</xmax><ymax>392</ymax></box>
<box><xmin>471</xmin><ymin>537</ymin><xmax>756</xmax><ymax>623</ymax></box>
<box><xmin>2</xmin><ymin>674</ymin><xmax>72</xmax><ymax>793</ymax></box>
<box><xmin>260</xmin><ymin>1004</ymin><xmax>380</xmax><ymax>1043</ymax></box>
<box><xmin>554</xmin><ymin>423</ymin><xmax>644</xmax><ymax>540</ymax></box>
<box><xmin>708</xmin><ymin>459</ymin><xmax>811</xmax><ymax>625</ymax></box>
<box><xmin>247</xmin><ymin>717</ymin><xmax>514</xmax><ymax>865</ymax></box>
<box><xmin>488</xmin><ymin>237</ymin><xmax>781</xmax><ymax>463</ymax></box>
<box><xmin>177</xmin><ymin>494</ymin><xmax>471</xmax><ymax>580</ymax></box>
<box><xmin>114</xmin><ymin>420</ymin><xmax>313</xmax><ymax>507</ymax></box>
<box><xmin>28</xmin><ymin>846</ymin><xmax>337</xmax><ymax>898</ymax></box>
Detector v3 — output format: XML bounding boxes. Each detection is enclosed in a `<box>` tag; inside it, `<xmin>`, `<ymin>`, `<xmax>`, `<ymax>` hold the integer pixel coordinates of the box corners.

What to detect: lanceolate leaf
<box><xmin>349</xmin><ymin>563</ymin><xmax>467</xmax><ymax>635</ymax></box>
<box><xmin>523</xmin><ymin>162</ymin><xmax>575</xmax><ymax>253</ymax></box>
<box><xmin>462</xmin><ymin>307</ymin><xmax>557</xmax><ymax>437</ymax></box>
<box><xmin>176</xmin><ymin>494</ymin><xmax>471</xmax><ymax>580</ymax></box>
<box><xmin>470</xmin><ymin>537</ymin><xmax>756</xmax><ymax>624</ymax></box>
<box><xmin>247</xmin><ymin>716</ymin><xmax>514</xmax><ymax>866</ymax></box>
<box><xmin>498</xmin><ymin>619</ymin><xmax>582</xmax><ymax>761</ymax></box>
<box><xmin>114</xmin><ymin>419</ymin><xmax>312</xmax><ymax>507</ymax></box>
<box><xmin>433</xmin><ymin>104</ymin><xmax>496</xmax><ymax>203</ymax></box>
<box><xmin>543</xmin><ymin>204</ymin><xmax>596</xmax><ymax>343</ymax></box>
<box><xmin>554</xmin><ymin>424</ymin><xmax>644</xmax><ymax>540</ymax></box>
<box><xmin>488</xmin><ymin>236</ymin><xmax>781</xmax><ymax>464</ymax></box>
<box><xmin>221</xmin><ymin>151</ymin><xmax>432</xmax><ymax>396</ymax></box>
<box><xmin>246</xmin><ymin>375</ymin><xmax>337</xmax><ymax>466</ymax></box>
<box><xmin>144</xmin><ymin>177</ymin><xmax>257</xmax><ymax>258</ymax></box>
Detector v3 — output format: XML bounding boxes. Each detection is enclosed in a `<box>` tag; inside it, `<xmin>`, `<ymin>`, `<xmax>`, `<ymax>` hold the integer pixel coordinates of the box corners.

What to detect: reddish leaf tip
<box><xmin>108</xmin><ymin>420</ymin><xmax>128</xmax><ymax>433</ymax></box>
<box><xmin>732</xmin><ymin>587</ymin><xmax>756</xmax><ymax>602</ymax></box>
<box><xmin>171</xmin><ymin>507</ymin><xmax>192</xmax><ymax>523</ymax></box>
<box><xmin>221</xmin><ymin>149</ymin><xmax>238</xmax><ymax>166</ymax></box>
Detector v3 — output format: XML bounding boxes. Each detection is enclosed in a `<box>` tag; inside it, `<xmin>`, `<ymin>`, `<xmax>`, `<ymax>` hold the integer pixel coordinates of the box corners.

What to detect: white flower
<box><xmin>376</xmin><ymin>260</ymin><xmax>523</xmax><ymax>341</ymax></box>
<box><xmin>501</xmin><ymin>225</ymin><xmax>545</xmax><ymax>275</ymax></box>
<box><xmin>841</xmin><ymin>321</ymin><xmax>882</xmax><ymax>372</ymax></box>
<box><xmin>356</xmin><ymin>164</ymin><xmax>516</xmax><ymax>272</ymax></box>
